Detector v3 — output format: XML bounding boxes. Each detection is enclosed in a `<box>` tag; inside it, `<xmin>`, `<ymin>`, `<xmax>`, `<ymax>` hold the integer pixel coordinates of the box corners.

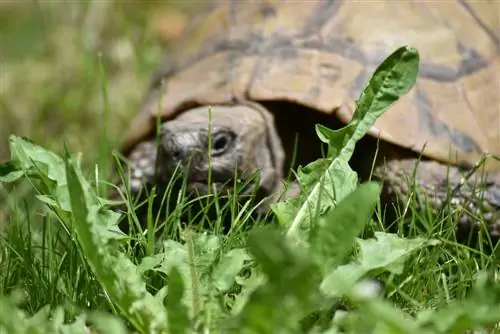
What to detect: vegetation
<box><xmin>0</xmin><ymin>3</ymin><xmax>498</xmax><ymax>334</ymax></box>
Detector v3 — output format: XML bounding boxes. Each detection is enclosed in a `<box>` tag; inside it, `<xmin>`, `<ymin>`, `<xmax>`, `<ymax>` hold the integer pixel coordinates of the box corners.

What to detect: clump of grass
<box><xmin>0</xmin><ymin>46</ymin><xmax>499</xmax><ymax>334</ymax></box>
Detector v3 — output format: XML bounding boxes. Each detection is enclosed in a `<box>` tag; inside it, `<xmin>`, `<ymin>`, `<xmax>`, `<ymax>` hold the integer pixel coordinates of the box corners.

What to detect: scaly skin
<box><xmin>373</xmin><ymin>158</ymin><xmax>500</xmax><ymax>244</ymax></box>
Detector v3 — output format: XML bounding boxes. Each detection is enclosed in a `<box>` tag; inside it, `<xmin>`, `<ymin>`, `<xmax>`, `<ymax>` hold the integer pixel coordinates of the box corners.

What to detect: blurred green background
<box><xmin>0</xmin><ymin>1</ymin><xmax>197</xmax><ymax>166</ymax></box>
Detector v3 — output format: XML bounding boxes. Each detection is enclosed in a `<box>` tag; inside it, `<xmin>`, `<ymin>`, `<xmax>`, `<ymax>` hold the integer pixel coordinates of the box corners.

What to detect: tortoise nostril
<box><xmin>171</xmin><ymin>148</ymin><xmax>182</xmax><ymax>160</ymax></box>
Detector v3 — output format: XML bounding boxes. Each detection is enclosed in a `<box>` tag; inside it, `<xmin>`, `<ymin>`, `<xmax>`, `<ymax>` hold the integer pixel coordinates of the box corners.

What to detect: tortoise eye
<box><xmin>210</xmin><ymin>131</ymin><xmax>234</xmax><ymax>156</ymax></box>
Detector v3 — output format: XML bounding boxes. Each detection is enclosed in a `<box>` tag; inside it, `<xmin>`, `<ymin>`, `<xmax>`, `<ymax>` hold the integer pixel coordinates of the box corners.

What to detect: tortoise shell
<box><xmin>121</xmin><ymin>0</ymin><xmax>500</xmax><ymax>172</ymax></box>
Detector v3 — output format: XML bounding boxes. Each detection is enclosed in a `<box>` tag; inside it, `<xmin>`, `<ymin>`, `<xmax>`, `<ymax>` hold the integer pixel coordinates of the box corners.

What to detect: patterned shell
<box><xmin>121</xmin><ymin>0</ymin><xmax>500</xmax><ymax>171</ymax></box>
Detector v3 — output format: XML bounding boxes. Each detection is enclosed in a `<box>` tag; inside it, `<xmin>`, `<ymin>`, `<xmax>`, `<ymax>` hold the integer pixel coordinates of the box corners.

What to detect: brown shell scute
<box><xmin>122</xmin><ymin>0</ymin><xmax>499</xmax><ymax>171</ymax></box>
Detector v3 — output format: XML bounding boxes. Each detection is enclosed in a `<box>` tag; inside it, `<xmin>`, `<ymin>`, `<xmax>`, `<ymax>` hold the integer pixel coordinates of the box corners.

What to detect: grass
<box><xmin>0</xmin><ymin>3</ymin><xmax>499</xmax><ymax>334</ymax></box>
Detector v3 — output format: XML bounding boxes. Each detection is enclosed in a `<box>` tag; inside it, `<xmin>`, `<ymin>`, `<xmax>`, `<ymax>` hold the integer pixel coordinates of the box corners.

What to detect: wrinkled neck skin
<box><xmin>154</xmin><ymin>102</ymin><xmax>288</xmax><ymax>213</ymax></box>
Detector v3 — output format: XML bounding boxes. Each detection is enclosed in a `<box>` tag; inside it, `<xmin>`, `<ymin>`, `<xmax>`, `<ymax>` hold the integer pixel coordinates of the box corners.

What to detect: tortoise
<box><xmin>114</xmin><ymin>0</ymin><xmax>500</xmax><ymax>242</ymax></box>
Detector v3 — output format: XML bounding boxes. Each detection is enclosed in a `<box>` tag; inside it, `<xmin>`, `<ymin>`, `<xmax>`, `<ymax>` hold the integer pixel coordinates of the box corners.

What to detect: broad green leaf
<box><xmin>8</xmin><ymin>135</ymin><xmax>66</xmax><ymax>184</ymax></box>
<box><xmin>310</xmin><ymin>182</ymin><xmax>381</xmax><ymax>272</ymax></box>
<box><xmin>0</xmin><ymin>298</ymin><xmax>93</xmax><ymax>334</ymax></box>
<box><xmin>86</xmin><ymin>312</ymin><xmax>129</xmax><ymax>334</ymax></box>
<box><xmin>0</xmin><ymin>161</ymin><xmax>23</xmax><ymax>182</ymax></box>
<box><xmin>212</xmin><ymin>248</ymin><xmax>250</xmax><ymax>293</ymax></box>
<box><xmin>140</xmin><ymin>234</ymin><xmax>222</xmax><ymax>319</ymax></box>
<box><xmin>227</xmin><ymin>227</ymin><xmax>321</xmax><ymax>333</ymax></box>
<box><xmin>231</xmin><ymin>267</ymin><xmax>266</xmax><ymax>316</ymax></box>
<box><xmin>64</xmin><ymin>154</ymin><xmax>168</xmax><ymax>333</ymax></box>
<box><xmin>297</xmin><ymin>158</ymin><xmax>332</xmax><ymax>190</ymax></box>
<box><xmin>0</xmin><ymin>136</ymin><xmax>72</xmax><ymax>212</ymax></box>
<box><xmin>56</xmin><ymin>315</ymin><xmax>89</xmax><ymax>334</ymax></box>
<box><xmin>321</xmin><ymin>232</ymin><xmax>439</xmax><ymax>297</ymax></box>
<box><xmin>28</xmin><ymin>305</ymin><xmax>57</xmax><ymax>331</ymax></box>
<box><xmin>0</xmin><ymin>296</ymin><xmax>29</xmax><ymax>333</ymax></box>
<box><xmin>284</xmin><ymin>46</ymin><xmax>419</xmax><ymax>243</ymax></box>
<box><xmin>356</xmin><ymin>232</ymin><xmax>440</xmax><ymax>275</ymax></box>
<box><xmin>325</xmin><ymin>279</ymin><xmax>421</xmax><ymax>334</ymax></box>
<box><xmin>166</xmin><ymin>266</ymin><xmax>190</xmax><ymax>334</ymax></box>
<box><xmin>0</xmin><ymin>135</ymin><xmax>124</xmax><ymax>241</ymax></box>
<box><xmin>315</xmin><ymin>123</ymin><xmax>354</xmax><ymax>159</ymax></box>
<box><xmin>355</xmin><ymin>298</ymin><xmax>420</xmax><ymax>334</ymax></box>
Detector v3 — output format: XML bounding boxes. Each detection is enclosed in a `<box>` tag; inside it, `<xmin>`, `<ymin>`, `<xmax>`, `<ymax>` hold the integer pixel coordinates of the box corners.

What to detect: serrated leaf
<box><xmin>0</xmin><ymin>298</ymin><xmax>92</xmax><ymax>334</ymax></box>
<box><xmin>231</xmin><ymin>268</ymin><xmax>266</xmax><ymax>316</ymax></box>
<box><xmin>64</xmin><ymin>152</ymin><xmax>168</xmax><ymax>333</ymax></box>
<box><xmin>330</xmin><ymin>287</ymin><xmax>420</xmax><ymax>334</ymax></box>
<box><xmin>0</xmin><ymin>296</ymin><xmax>29</xmax><ymax>333</ymax></box>
<box><xmin>356</xmin><ymin>298</ymin><xmax>420</xmax><ymax>334</ymax></box>
<box><xmin>86</xmin><ymin>312</ymin><xmax>128</xmax><ymax>334</ymax></box>
<box><xmin>166</xmin><ymin>266</ymin><xmax>190</xmax><ymax>334</ymax></box>
<box><xmin>315</xmin><ymin>123</ymin><xmax>355</xmax><ymax>159</ymax></box>
<box><xmin>310</xmin><ymin>182</ymin><xmax>381</xmax><ymax>272</ymax></box>
<box><xmin>151</xmin><ymin>235</ymin><xmax>220</xmax><ymax>282</ymax></box>
<box><xmin>57</xmin><ymin>315</ymin><xmax>89</xmax><ymax>334</ymax></box>
<box><xmin>321</xmin><ymin>232</ymin><xmax>438</xmax><ymax>297</ymax></box>
<box><xmin>8</xmin><ymin>135</ymin><xmax>66</xmax><ymax>183</ymax></box>
<box><xmin>323</xmin><ymin>278</ymin><xmax>421</xmax><ymax>334</ymax></box>
<box><xmin>28</xmin><ymin>305</ymin><xmax>55</xmax><ymax>330</ymax></box>
<box><xmin>0</xmin><ymin>136</ymin><xmax>123</xmax><ymax>238</ymax></box>
<box><xmin>283</xmin><ymin>46</ymin><xmax>420</xmax><ymax>244</ymax></box>
<box><xmin>356</xmin><ymin>232</ymin><xmax>440</xmax><ymax>275</ymax></box>
<box><xmin>140</xmin><ymin>234</ymin><xmax>222</xmax><ymax>319</ymax></box>
<box><xmin>297</xmin><ymin>158</ymin><xmax>332</xmax><ymax>189</ymax></box>
<box><xmin>0</xmin><ymin>161</ymin><xmax>23</xmax><ymax>182</ymax></box>
<box><xmin>212</xmin><ymin>248</ymin><xmax>249</xmax><ymax>293</ymax></box>
<box><xmin>227</xmin><ymin>228</ymin><xmax>321</xmax><ymax>332</ymax></box>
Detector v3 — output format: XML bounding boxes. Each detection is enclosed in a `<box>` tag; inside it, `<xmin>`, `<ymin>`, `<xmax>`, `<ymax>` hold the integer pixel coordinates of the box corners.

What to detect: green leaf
<box><xmin>0</xmin><ymin>136</ymin><xmax>124</xmax><ymax>241</ymax></box>
<box><xmin>64</xmin><ymin>152</ymin><xmax>168</xmax><ymax>333</ymax></box>
<box><xmin>0</xmin><ymin>161</ymin><xmax>23</xmax><ymax>182</ymax></box>
<box><xmin>8</xmin><ymin>135</ymin><xmax>67</xmax><ymax>183</ymax></box>
<box><xmin>0</xmin><ymin>295</ymin><xmax>29</xmax><ymax>333</ymax></box>
<box><xmin>86</xmin><ymin>312</ymin><xmax>129</xmax><ymax>334</ymax></box>
<box><xmin>354</xmin><ymin>46</ymin><xmax>419</xmax><ymax>119</ymax></box>
<box><xmin>231</xmin><ymin>267</ymin><xmax>266</xmax><ymax>316</ymax></box>
<box><xmin>227</xmin><ymin>227</ymin><xmax>321</xmax><ymax>333</ymax></box>
<box><xmin>57</xmin><ymin>314</ymin><xmax>89</xmax><ymax>334</ymax></box>
<box><xmin>166</xmin><ymin>266</ymin><xmax>190</xmax><ymax>334</ymax></box>
<box><xmin>356</xmin><ymin>232</ymin><xmax>440</xmax><ymax>276</ymax></box>
<box><xmin>354</xmin><ymin>297</ymin><xmax>420</xmax><ymax>334</ymax></box>
<box><xmin>321</xmin><ymin>232</ymin><xmax>439</xmax><ymax>297</ymax></box>
<box><xmin>324</xmin><ymin>278</ymin><xmax>421</xmax><ymax>334</ymax></box>
<box><xmin>212</xmin><ymin>248</ymin><xmax>250</xmax><ymax>293</ymax></box>
<box><xmin>139</xmin><ymin>234</ymin><xmax>222</xmax><ymax>319</ymax></box>
<box><xmin>283</xmin><ymin>46</ymin><xmax>419</xmax><ymax>243</ymax></box>
<box><xmin>310</xmin><ymin>182</ymin><xmax>382</xmax><ymax>272</ymax></box>
<box><xmin>0</xmin><ymin>297</ymin><xmax>95</xmax><ymax>334</ymax></box>
<box><xmin>315</xmin><ymin>123</ymin><xmax>353</xmax><ymax>159</ymax></box>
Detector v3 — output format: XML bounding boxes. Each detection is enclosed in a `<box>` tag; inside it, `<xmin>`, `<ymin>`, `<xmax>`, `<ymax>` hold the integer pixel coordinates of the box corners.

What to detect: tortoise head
<box><xmin>155</xmin><ymin>103</ymin><xmax>285</xmax><ymax>202</ymax></box>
